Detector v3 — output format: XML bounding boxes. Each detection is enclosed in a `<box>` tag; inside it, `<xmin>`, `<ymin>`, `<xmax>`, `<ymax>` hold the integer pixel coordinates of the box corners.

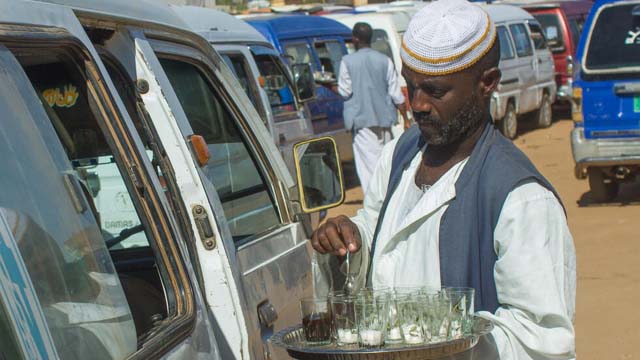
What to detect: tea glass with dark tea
<box><xmin>300</xmin><ymin>297</ymin><xmax>332</xmax><ymax>345</ymax></box>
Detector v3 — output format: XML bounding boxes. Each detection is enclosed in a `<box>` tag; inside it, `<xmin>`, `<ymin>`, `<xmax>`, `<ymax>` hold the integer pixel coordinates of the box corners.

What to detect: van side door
<box><xmin>528</xmin><ymin>21</ymin><xmax>556</xmax><ymax>102</ymax></box>
<box><xmin>509</xmin><ymin>22</ymin><xmax>538</xmax><ymax>113</ymax></box>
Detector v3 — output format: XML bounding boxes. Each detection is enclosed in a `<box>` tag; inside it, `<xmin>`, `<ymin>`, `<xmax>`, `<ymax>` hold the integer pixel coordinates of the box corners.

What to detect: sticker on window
<box><xmin>42</xmin><ymin>84</ymin><xmax>79</xmax><ymax>108</ymax></box>
<box><xmin>625</xmin><ymin>29</ymin><xmax>640</xmax><ymax>45</ymax></box>
<box><xmin>634</xmin><ymin>96</ymin><xmax>640</xmax><ymax>113</ymax></box>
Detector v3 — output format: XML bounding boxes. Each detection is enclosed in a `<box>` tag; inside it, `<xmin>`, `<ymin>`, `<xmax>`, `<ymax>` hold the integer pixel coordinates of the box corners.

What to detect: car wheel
<box><xmin>588</xmin><ymin>168</ymin><xmax>619</xmax><ymax>202</ymax></box>
<box><xmin>535</xmin><ymin>93</ymin><xmax>552</xmax><ymax>128</ymax></box>
<box><xmin>499</xmin><ymin>102</ymin><xmax>517</xmax><ymax>140</ymax></box>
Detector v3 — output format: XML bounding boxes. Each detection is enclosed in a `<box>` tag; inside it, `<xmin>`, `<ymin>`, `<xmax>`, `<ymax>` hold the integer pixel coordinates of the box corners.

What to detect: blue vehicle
<box><xmin>247</xmin><ymin>15</ymin><xmax>355</xmax><ymax>161</ymax></box>
<box><xmin>571</xmin><ymin>0</ymin><xmax>640</xmax><ymax>202</ymax></box>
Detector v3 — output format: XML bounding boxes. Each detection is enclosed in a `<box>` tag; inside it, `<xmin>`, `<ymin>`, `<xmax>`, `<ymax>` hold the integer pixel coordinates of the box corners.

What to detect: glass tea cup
<box><xmin>442</xmin><ymin>287</ymin><xmax>475</xmax><ymax>339</ymax></box>
<box><xmin>329</xmin><ymin>293</ymin><xmax>358</xmax><ymax>346</ymax></box>
<box><xmin>355</xmin><ymin>294</ymin><xmax>390</xmax><ymax>348</ymax></box>
<box><xmin>300</xmin><ymin>297</ymin><xmax>332</xmax><ymax>345</ymax></box>
<box><xmin>397</xmin><ymin>294</ymin><xmax>426</xmax><ymax>345</ymax></box>
<box><xmin>421</xmin><ymin>294</ymin><xmax>451</xmax><ymax>343</ymax></box>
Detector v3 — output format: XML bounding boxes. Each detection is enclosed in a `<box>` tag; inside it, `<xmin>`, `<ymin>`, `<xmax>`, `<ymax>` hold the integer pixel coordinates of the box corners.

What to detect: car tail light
<box><xmin>572</xmin><ymin>86</ymin><xmax>583</xmax><ymax>124</ymax></box>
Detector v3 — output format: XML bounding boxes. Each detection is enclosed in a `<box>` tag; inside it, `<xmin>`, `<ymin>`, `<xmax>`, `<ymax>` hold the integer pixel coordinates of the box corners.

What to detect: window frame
<box><xmin>496</xmin><ymin>25</ymin><xmax>516</xmax><ymax>60</ymax></box>
<box><xmin>509</xmin><ymin>22</ymin><xmax>534</xmax><ymax>58</ymax></box>
<box><xmin>149</xmin><ymin>40</ymin><xmax>291</xmax><ymax>243</ymax></box>
<box><xmin>0</xmin><ymin>24</ymin><xmax>198</xmax><ymax>358</ymax></box>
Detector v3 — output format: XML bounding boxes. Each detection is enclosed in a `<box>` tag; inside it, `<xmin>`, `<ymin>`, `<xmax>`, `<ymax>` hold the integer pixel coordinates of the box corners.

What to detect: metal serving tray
<box><xmin>270</xmin><ymin>316</ymin><xmax>493</xmax><ymax>360</ymax></box>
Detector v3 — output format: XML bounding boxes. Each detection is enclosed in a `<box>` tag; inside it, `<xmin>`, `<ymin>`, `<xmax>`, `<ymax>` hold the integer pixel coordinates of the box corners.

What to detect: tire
<box><xmin>499</xmin><ymin>102</ymin><xmax>518</xmax><ymax>140</ymax></box>
<box><xmin>535</xmin><ymin>93</ymin><xmax>553</xmax><ymax>128</ymax></box>
<box><xmin>588</xmin><ymin>168</ymin><xmax>619</xmax><ymax>202</ymax></box>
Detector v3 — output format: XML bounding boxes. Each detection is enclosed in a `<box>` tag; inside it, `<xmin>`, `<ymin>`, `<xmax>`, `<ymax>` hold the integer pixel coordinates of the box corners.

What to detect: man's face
<box><xmin>402</xmin><ymin>66</ymin><xmax>486</xmax><ymax>146</ymax></box>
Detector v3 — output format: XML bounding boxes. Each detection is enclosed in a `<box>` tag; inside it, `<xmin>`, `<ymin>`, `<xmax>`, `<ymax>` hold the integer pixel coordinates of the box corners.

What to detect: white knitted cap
<box><xmin>401</xmin><ymin>0</ymin><xmax>497</xmax><ymax>75</ymax></box>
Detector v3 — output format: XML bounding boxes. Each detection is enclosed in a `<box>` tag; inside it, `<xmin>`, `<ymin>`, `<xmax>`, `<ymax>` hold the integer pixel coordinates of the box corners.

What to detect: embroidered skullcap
<box><xmin>401</xmin><ymin>0</ymin><xmax>497</xmax><ymax>75</ymax></box>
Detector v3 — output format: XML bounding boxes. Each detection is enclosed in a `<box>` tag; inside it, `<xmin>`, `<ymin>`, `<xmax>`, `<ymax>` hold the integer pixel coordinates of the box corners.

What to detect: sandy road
<box><xmin>327</xmin><ymin>118</ymin><xmax>640</xmax><ymax>359</ymax></box>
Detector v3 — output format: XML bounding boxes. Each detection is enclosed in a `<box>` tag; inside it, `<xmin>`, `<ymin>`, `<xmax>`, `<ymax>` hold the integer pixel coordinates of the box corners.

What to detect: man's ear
<box><xmin>478</xmin><ymin>67</ymin><xmax>501</xmax><ymax>98</ymax></box>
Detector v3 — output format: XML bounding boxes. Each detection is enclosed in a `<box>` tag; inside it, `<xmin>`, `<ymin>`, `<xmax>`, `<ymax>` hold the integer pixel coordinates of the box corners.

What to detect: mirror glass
<box><xmin>294</xmin><ymin>137</ymin><xmax>344</xmax><ymax>212</ymax></box>
<box><xmin>292</xmin><ymin>63</ymin><xmax>315</xmax><ymax>102</ymax></box>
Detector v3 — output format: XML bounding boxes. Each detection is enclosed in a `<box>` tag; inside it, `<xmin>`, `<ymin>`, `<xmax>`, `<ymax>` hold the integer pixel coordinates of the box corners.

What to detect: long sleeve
<box><xmin>476</xmin><ymin>181</ymin><xmax>576</xmax><ymax>359</ymax></box>
<box><xmin>347</xmin><ymin>137</ymin><xmax>400</xmax><ymax>286</ymax></box>
<box><xmin>385</xmin><ymin>58</ymin><xmax>404</xmax><ymax>105</ymax></box>
<box><xmin>337</xmin><ymin>59</ymin><xmax>352</xmax><ymax>100</ymax></box>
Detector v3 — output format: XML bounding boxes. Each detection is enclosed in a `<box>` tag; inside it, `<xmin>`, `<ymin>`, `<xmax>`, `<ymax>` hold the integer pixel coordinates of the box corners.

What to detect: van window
<box><xmin>253</xmin><ymin>54</ymin><xmax>298</xmax><ymax>120</ymax></box>
<box><xmin>372</xmin><ymin>29</ymin><xmax>394</xmax><ymax>61</ymax></box>
<box><xmin>158</xmin><ymin>58</ymin><xmax>280</xmax><ymax>242</ymax></box>
<box><xmin>284</xmin><ymin>43</ymin><xmax>315</xmax><ymax>68</ymax></box>
<box><xmin>222</xmin><ymin>54</ymin><xmax>261</xmax><ymax>116</ymax></box>
<box><xmin>0</xmin><ymin>299</ymin><xmax>22</xmax><ymax>360</ymax></box>
<box><xmin>2</xmin><ymin>52</ymin><xmax>138</xmax><ymax>358</ymax></box>
<box><xmin>528</xmin><ymin>22</ymin><xmax>548</xmax><ymax>50</ymax></box>
<box><xmin>314</xmin><ymin>40</ymin><xmax>345</xmax><ymax>75</ymax></box>
<box><xmin>533</xmin><ymin>14</ymin><xmax>565</xmax><ymax>51</ymax></box>
<box><xmin>585</xmin><ymin>3</ymin><xmax>640</xmax><ymax>71</ymax></box>
<box><xmin>497</xmin><ymin>25</ymin><xmax>516</xmax><ymax>60</ymax></box>
<box><xmin>509</xmin><ymin>23</ymin><xmax>534</xmax><ymax>57</ymax></box>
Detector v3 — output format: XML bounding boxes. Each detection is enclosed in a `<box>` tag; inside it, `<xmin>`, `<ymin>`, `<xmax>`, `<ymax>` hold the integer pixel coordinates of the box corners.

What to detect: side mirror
<box><xmin>293</xmin><ymin>137</ymin><xmax>344</xmax><ymax>213</ymax></box>
<box><xmin>292</xmin><ymin>63</ymin><xmax>316</xmax><ymax>102</ymax></box>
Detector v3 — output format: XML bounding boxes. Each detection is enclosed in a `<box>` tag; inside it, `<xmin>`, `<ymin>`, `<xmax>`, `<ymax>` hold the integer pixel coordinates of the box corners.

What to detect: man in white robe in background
<box><xmin>312</xmin><ymin>0</ymin><xmax>576</xmax><ymax>358</ymax></box>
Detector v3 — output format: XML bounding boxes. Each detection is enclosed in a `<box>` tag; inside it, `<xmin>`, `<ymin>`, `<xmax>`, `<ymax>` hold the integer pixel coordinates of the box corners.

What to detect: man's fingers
<box><xmin>337</xmin><ymin>217</ymin><xmax>360</xmax><ymax>253</ymax></box>
<box><xmin>324</xmin><ymin>223</ymin><xmax>347</xmax><ymax>256</ymax></box>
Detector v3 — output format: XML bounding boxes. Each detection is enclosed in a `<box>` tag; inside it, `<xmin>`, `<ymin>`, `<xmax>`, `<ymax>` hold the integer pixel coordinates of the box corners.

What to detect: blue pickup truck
<box><xmin>247</xmin><ymin>15</ymin><xmax>355</xmax><ymax>161</ymax></box>
<box><xmin>571</xmin><ymin>0</ymin><xmax>640</xmax><ymax>202</ymax></box>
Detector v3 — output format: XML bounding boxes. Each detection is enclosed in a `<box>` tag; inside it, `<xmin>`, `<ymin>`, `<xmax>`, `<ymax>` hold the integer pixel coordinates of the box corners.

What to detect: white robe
<box><xmin>346</xmin><ymin>137</ymin><xmax>576</xmax><ymax>359</ymax></box>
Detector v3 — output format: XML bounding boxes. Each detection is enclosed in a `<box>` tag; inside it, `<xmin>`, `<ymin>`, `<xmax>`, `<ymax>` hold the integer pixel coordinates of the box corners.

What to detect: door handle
<box><xmin>258</xmin><ymin>301</ymin><xmax>278</xmax><ymax>328</ymax></box>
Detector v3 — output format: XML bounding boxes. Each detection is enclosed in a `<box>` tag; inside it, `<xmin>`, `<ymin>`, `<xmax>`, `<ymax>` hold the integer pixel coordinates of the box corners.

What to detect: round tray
<box><xmin>270</xmin><ymin>316</ymin><xmax>493</xmax><ymax>360</ymax></box>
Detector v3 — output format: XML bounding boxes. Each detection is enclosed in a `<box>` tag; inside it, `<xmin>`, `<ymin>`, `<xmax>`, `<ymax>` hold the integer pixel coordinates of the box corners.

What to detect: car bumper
<box><xmin>572</xmin><ymin>127</ymin><xmax>640</xmax><ymax>179</ymax></box>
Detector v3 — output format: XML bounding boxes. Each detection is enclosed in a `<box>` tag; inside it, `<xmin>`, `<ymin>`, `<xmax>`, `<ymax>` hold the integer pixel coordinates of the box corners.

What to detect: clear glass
<box><xmin>3</xmin><ymin>50</ymin><xmax>137</xmax><ymax>358</ymax></box>
<box><xmin>356</xmin><ymin>295</ymin><xmax>389</xmax><ymax>348</ymax></box>
<box><xmin>222</xmin><ymin>54</ymin><xmax>259</xmax><ymax>109</ymax></box>
<box><xmin>533</xmin><ymin>13</ymin><xmax>565</xmax><ymax>51</ymax></box>
<box><xmin>314</xmin><ymin>41</ymin><xmax>345</xmax><ymax>75</ymax></box>
<box><xmin>159</xmin><ymin>58</ymin><xmax>280</xmax><ymax>242</ymax></box>
<box><xmin>253</xmin><ymin>54</ymin><xmax>298</xmax><ymax>120</ymax></box>
<box><xmin>442</xmin><ymin>287</ymin><xmax>475</xmax><ymax>339</ymax></box>
<box><xmin>528</xmin><ymin>22</ymin><xmax>548</xmax><ymax>50</ymax></box>
<box><xmin>372</xmin><ymin>29</ymin><xmax>394</xmax><ymax>61</ymax></box>
<box><xmin>509</xmin><ymin>23</ymin><xmax>534</xmax><ymax>57</ymax></box>
<box><xmin>421</xmin><ymin>294</ymin><xmax>450</xmax><ymax>343</ymax></box>
<box><xmin>398</xmin><ymin>295</ymin><xmax>426</xmax><ymax>345</ymax></box>
<box><xmin>300</xmin><ymin>297</ymin><xmax>332</xmax><ymax>345</ymax></box>
<box><xmin>497</xmin><ymin>26</ymin><xmax>516</xmax><ymax>60</ymax></box>
<box><xmin>284</xmin><ymin>43</ymin><xmax>315</xmax><ymax>69</ymax></box>
<box><xmin>584</xmin><ymin>3</ymin><xmax>640</xmax><ymax>71</ymax></box>
<box><xmin>330</xmin><ymin>294</ymin><xmax>358</xmax><ymax>346</ymax></box>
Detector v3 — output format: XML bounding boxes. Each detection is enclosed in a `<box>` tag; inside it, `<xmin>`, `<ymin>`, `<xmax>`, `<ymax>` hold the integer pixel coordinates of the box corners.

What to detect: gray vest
<box><xmin>342</xmin><ymin>48</ymin><xmax>397</xmax><ymax>131</ymax></box>
<box><xmin>367</xmin><ymin>122</ymin><xmax>563</xmax><ymax>313</ymax></box>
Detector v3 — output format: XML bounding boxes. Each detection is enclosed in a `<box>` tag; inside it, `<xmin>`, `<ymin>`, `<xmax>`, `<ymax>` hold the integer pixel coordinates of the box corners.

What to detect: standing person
<box><xmin>312</xmin><ymin>0</ymin><xmax>576</xmax><ymax>358</ymax></box>
<box><xmin>337</xmin><ymin>22</ymin><xmax>409</xmax><ymax>193</ymax></box>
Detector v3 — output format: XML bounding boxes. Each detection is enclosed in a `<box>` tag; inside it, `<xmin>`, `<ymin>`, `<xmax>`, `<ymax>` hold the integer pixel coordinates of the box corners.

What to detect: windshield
<box><xmin>585</xmin><ymin>3</ymin><xmax>640</xmax><ymax>72</ymax></box>
<box><xmin>253</xmin><ymin>54</ymin><xmax>298</xmax><ymax>119</ymax></box>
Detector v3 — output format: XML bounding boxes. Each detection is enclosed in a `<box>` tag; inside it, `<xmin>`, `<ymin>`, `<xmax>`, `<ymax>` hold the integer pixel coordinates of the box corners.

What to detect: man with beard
<box><xmin>311</xmin><ymin>0</ymin><xmax>576</xmax><ymax>359</ymax></box>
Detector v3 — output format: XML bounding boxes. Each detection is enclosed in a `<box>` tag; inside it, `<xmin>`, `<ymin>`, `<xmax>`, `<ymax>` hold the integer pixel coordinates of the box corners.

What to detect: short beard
<box><xmin>415</xmin><ymin>97</ymin><xmax>486</xmax><ymax>146</ymax></box>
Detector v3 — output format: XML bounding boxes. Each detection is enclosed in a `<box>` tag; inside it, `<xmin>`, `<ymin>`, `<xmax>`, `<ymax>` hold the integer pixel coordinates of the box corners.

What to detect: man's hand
<box><xmin>311</xmin><ymin>215</ymin><xmax>362</xmax><ymax>256</ymax></box>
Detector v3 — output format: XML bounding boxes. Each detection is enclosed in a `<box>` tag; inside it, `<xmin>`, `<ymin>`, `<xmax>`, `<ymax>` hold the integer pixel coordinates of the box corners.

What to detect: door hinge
<box><xmin>192</xmin><ymin>205</ymin><xmax>216</xmax><ymax>250</ymax></box>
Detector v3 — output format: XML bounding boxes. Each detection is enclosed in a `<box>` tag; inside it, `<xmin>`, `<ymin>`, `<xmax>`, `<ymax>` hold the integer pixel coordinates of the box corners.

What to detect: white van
<box><xmin>483</xmin><ymin>4</ymin><xmax>557</xmax><ymax>139</ymax></box>
<box><xmin>0</xmin><ymin>0</ymin><xmax>344</xmax><ymax>359</ymax></box>
<box><xmin>172</xmin><ymin>6</ymin><xmax>315</xmax><ymax>173</ymax></box>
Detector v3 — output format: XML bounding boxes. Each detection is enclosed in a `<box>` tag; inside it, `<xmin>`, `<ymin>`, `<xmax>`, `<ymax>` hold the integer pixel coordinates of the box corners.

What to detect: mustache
<box><xmin>413</xmin><ymin>111</ymin><xmax>441</xmax><ymax>124</ymax></box>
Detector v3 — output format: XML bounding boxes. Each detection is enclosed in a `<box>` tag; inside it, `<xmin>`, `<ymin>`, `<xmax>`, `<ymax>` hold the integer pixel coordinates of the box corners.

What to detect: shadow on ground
<box><xmin>577</xmin><ymin>179</ymin><xmax>640</xmax><ymax>207</ymax></box>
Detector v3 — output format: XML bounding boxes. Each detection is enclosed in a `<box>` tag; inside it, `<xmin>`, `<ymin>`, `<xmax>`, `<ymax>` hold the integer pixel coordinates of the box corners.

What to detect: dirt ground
<box><xmin>327</xmin><ymin>117</ymin><xmax>640</xmax><ymax>359</ymax></box>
